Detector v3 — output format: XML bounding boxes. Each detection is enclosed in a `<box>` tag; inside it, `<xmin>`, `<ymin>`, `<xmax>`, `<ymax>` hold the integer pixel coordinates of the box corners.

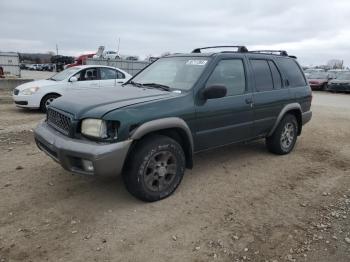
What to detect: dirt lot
<box><xmin>0</xmin><ymin>92</ymin><xmax>350</xmax><ymax>262</ymax></box>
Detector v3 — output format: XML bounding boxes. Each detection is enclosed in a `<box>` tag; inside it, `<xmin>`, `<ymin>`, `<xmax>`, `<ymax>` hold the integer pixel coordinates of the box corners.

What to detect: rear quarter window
<box><xmin>276</xmin><ymin>58</ymin><xmax>307</xmax><ymax>87</ymax></box>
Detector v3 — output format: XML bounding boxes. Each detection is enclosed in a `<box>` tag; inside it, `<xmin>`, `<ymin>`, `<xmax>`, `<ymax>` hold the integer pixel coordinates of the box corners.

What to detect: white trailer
<box><xmin>0</xmin><ymin>52</ymin><xmax>20</xmax><ymax>77</ymax></box>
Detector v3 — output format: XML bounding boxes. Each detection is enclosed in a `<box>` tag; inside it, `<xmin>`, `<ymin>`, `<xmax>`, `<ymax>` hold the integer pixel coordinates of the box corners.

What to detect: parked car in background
<box><xmin>34</xmin><ymin>46</ymin><xmax>312</xmax><ymax>202</ymax></box>
<box><xmin>304</xmin><ymin>68</ymin><xmax>325</xmax><ymax>77</ymax></box>
<box><xmin>93</xmin><ymin>51</ymin><xmax>120</xmax><ymax>60</ymax></box>
<box><xmin>42</xmin><ymin>64</ymin><xmax>54</xmax><ymax>71</ymax></box>
<box><xmin>306</xmin><ymin>72</ymin><xmax>330</xmax><ymax>90</ymax></box>
<box><xmin>327</xmin><ymin>69</ymin><xmax>349</xmax><ymax>79</ymax></box>
<box><xmin>33</xmin><ymin>64</ymin><xmax>43</xmax><ymax>71</ymax></box>
<box><xmin>66</xmin><ymin>53</ymin><xmax>95</xmax><ymax>68</ymax></box>
<box><xmin>327</xmin><ymin>71</ymin><xmax>350</xmax><ymax>92</ymax></box>
<box><xmin>12</xmin><ymin>65</ymin><xmax>131</xmax><ymax>112</ymax></box>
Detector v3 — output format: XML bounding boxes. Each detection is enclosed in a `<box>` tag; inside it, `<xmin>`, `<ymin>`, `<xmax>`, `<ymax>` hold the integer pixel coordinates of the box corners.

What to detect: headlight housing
<box><xmin>81</xmin><ymin>119</ymin><xmax>118</xmax><ymax>139</ymax></box>
<box><xmin>21</xmin><ymin>86</ymin><xmax>40</xmax><ymax>95</ymax></box>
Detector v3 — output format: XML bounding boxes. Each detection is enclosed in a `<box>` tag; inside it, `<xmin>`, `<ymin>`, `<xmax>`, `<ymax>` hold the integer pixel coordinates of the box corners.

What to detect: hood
<box><xmin>50</xmin><ymin>86</ymin><xmax>182</xmax><ymax>119</ymax></box>
<box><xmin>15</xmin><ymin>79</ymin><xmax>59</xmax><ymax>91</ymax></box>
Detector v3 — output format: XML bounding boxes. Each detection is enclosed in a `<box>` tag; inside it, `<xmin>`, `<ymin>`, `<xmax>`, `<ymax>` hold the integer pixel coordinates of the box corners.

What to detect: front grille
<box><xmin>13</xmin><ymin>89</ymin><xmax>19</xmax><ymax>95</ymax></box>
<box><xmin>47</xmin><ymin>108</ymin><xmax>72</xmax><ymax>136</ymax></box>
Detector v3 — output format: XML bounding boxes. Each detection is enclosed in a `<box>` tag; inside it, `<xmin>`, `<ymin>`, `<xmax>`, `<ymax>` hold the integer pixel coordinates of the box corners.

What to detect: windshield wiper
<box><xmin>125</xmin><ymin>80</ymin><xmax>143</xmax><ymax>87</ymax></box>
<box><xmin>48</xmin><ymin>78</ymin><xmax>57</xmax><ymax>81</ymax></box>
<box><xmin>142</xmin><ymin>83</ymin><xmax>170</xmax><ymax>91</ymax></box>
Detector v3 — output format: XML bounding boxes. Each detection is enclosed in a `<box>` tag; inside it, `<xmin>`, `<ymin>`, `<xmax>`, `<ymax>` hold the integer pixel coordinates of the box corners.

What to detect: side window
<box><xmin>268</xmin><ymin>61</ymin><xmax>282</xmax><ymax>89</ymax></box>
<box><xmin>100</xmin><ymin>68</ymin><xmax>117</xmax><ymax>80</ymax></box>
<box><xmin>250</xmin><ymin>60</ymin><xmax>273</xmax><ymax>92</ymax></box>
<box><xmin>116</xmin><ymin>70</ymin><xmax>125</xmax><ymax>79</ymax></box>
<box><xmin>276</xmin><ymin>58</ymin><xmax>307</xmax><ymax>87</ymax></box>
<box><xmin>74</xmin><ymin>68</ymin><xmax>99</xmax><ymax>81</ymax></box>
<box><xmin>206</xmin><ymin>59</ymin><xmax>246</xmax><ymax>96</ymax></box>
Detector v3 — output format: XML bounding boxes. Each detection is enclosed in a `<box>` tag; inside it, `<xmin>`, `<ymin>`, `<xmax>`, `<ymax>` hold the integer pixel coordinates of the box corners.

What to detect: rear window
<box><xmin>276</xmin><ymin>58</ymin><xmax>307</xmax><ymax>87</ymax></box>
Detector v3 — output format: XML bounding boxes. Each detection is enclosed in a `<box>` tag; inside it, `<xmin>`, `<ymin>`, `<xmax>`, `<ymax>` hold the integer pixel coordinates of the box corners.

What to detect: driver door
<box><xmin>70</xmin><ymin>67</ymin><xmax>100</xmax><ymax>89</ymax></box>
<box><xmin>194</xmin><ymin>58</ymin><xmax>254</xmax><ymax>151</ymax></box>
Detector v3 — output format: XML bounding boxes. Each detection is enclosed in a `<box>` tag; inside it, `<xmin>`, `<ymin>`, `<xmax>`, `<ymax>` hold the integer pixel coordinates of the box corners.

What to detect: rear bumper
<box><xmin>302</xmin><ymin>111</ymin><xmax>312</xmax><ymax>125</ymax></box>
<box><xmin>34</xmin><ymin>121</ymin><xmax>132</xmax><ymax>177</ymax></box>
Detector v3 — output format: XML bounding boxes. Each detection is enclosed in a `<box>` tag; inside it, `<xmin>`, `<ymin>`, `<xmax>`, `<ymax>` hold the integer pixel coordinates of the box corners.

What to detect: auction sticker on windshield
<box><xmin>186</xmin><ymin>60</ymin><xmax>207</xmax><ymax>66</ymax></box>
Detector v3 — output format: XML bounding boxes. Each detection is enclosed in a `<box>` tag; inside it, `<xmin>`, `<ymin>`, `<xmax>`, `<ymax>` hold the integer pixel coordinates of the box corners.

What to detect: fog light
<box><xmin>82</xmin><ymin>160</ymin><xmax>94</xmax><ymax>172</ymax></box>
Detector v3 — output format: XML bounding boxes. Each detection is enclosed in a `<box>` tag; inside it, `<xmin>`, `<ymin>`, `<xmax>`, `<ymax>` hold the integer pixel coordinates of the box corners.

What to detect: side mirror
<box><xmin>202</xmin><ymin>85</ymin><xmax>227</xmax><ymax>99</ymax></box>
<box><xmin>70</xmin><ymin>76</ymin><xmax>78</xmax><ymax>82</ymax></box>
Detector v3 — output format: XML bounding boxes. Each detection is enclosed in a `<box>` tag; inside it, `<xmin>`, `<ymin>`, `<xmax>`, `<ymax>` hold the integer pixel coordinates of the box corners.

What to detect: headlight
<box><xmin>81</xmin><ymin>119</ymin><xmax>107</xmax><ymax>138</ymax></box>
<box><xmin>81</xmin><ymin>119</ymin><xmax>119</xmax><ymax>139</ymax></box>
<box><xmin>21</xmin><ymin>86</ymin><xmax>40</xmax><ymax>95</ymax></box>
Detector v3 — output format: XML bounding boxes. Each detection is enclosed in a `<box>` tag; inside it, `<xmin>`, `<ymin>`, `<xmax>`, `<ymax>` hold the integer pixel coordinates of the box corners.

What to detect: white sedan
<box><xmin>12</xmin><ymin>65</ymin><xmax>131</xmax><ymax>112</ymax></box>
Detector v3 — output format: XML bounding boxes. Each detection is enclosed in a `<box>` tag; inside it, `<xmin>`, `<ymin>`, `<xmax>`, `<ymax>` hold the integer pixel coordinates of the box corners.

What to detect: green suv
<box><xmin>34</xmin><ymin>46</ymin><xmax>312</xmax><ymax>202</ymax></box>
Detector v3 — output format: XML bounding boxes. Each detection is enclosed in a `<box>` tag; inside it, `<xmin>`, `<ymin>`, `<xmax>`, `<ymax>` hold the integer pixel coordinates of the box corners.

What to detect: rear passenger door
<box><xmin>194</xmin><ymin>57</ymin><xmax>254</xmax><ymax>150</ymax></box>
<box><xmin>249</xmin><ymin>59</ymin><xmax>291</xmax><ymax>137</ymax></box>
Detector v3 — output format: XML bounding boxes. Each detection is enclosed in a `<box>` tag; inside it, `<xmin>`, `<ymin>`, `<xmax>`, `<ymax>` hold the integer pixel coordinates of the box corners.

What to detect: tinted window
<box><xmin>251</xmin><ymin>60</ymin><xmax>273</xmax><ymax>91</ymax></box>
<box><xmin>276</xmin><ymin>58</ymin><xmax>307</xmax><ymax>87</ymax></box>
<box><xmin>206</xmin><ymin>59</ymin><xmax>246</xmax><ymax>96</ymax></box>
<box><xmin>268</xmin><ymin>61</ymin><xmax>282</xmax><ymax>89</ymax></box>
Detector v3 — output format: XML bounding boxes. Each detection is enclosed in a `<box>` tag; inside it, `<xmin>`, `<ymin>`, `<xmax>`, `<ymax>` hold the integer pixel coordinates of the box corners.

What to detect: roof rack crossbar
<box><xmin>250</xmin><ymin>50</ymin><xmax>289</xmax><ymax>56</ymax></box>
<box><xmin>192</xmin><ymin>45</ymin><xmax>248</xmax><ymax>53</ymax></box>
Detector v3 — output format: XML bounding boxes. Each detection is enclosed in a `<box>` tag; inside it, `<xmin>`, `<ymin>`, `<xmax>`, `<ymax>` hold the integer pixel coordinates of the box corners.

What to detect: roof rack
<box><xmin>191</xmin><ymin>45</ymin><xmax>248</xmax><ymax>53</ymax></box>
<box><xmin>250</xmin><ymin>50</ymin><xmax>289</xmax><ymax>56</ymax></box>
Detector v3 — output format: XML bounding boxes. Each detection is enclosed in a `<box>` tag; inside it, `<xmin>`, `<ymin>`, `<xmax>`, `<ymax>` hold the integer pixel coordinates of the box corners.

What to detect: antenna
<box><xmin>117</xmin><ymin>38</ymin><xmax>121</xmax><ymax>56</ymax></box>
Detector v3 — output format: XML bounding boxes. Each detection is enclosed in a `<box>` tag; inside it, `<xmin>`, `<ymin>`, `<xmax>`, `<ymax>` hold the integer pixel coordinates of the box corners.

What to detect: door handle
<box><xmin>117</xmin><ymin>81</ymin><xmax>124</xmax><ymax>84</ymax></box>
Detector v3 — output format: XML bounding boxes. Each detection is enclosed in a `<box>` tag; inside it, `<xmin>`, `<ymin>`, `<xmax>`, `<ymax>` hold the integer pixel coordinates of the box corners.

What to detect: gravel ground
<box><xmin>0</xmin><ymin>92</ymin><xmax>350</xmax><ymax>262</ymax></box>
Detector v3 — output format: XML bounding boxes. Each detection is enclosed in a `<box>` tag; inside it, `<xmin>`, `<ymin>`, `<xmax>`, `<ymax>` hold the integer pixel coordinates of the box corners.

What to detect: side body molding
<box><xmin>268</xmin><ymin>103</ymin><xmax>302</xmax><ymax>137</ymax></box>
<box><xmin>130</xmin><ymin>117</ymin><xmax>194</xmax><ymax>153</ymax></box>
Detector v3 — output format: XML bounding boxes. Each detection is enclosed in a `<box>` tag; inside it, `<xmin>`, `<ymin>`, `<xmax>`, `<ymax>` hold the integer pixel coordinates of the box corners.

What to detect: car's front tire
<box><xmin>266</xmin><ymin>114</ymin><xmax>298</xmax><ymax>155</ymax></box>
<box><xmin>40</xmin><ymin>94</ymin><xmax>60</xmax><ymax>113</ymax></box>
<box><xmin>123</xmin><ymin>135</ymin><xmax>186</xmax><ymax>202</ymax></box>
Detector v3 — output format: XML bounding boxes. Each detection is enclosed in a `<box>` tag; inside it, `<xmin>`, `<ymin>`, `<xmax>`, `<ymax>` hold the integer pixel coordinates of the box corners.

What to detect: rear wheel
<box><xmin>123</xmin><ymin>135</ymin><xmax>186</xmax><ymax>202</ymax></box>
<box><xmin>40</xmin><ymin>94</ymin><xmax>60</xmax><ymax>113</ymax></box>
<box><xmin>266</xmin><ymin>114</ymin><xmax>298</xmax><ymax>155</ymax></box>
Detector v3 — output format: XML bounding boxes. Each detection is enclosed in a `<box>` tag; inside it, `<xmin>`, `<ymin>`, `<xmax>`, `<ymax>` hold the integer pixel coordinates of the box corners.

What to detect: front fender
<box><xmin>130</xmin><ymin>117</ymin><xmax>194</xmax><ymax>153</ymax></box>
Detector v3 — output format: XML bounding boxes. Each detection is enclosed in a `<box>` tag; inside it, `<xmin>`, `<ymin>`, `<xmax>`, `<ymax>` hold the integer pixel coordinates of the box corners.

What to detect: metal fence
<box><xmin>0</xmin><ymin>52</ymin><xmax>20</xmax><ymax>77</ymax></box>
<box><xmin>86</xmin><ymin>58</ymin><xmax>149</xmax><ymax>76</ymax></box>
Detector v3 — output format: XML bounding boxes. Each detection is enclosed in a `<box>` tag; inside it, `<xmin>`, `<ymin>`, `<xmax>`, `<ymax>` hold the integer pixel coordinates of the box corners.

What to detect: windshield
<box><xmin>307</xmin><ymin>73</ymin><xmax>328</xmax><ymax>79</ymax></box>
<box><xmin>336</xmin><ymin>73</ymin><xmax>350</xmax><ymax>80</ymax></box>
<box><xmin>50</xmin><ymin>67</ymin><xmax>80</xmax><ymax>81</ymax></box>
<box><xmin>131</xmin><ymin>57</ymin><xmax>209</xmax><ymax>90</ymax></box>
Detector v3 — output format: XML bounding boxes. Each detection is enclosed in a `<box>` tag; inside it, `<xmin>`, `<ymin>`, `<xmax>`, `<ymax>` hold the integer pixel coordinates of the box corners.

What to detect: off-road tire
<box><xmin>266</xmin><ymin>114</ymin><xmax>298</xmax><ymax>155</ymax></box>
<box><xmin>40</xmin><ymin>94</ymin><xmax>60</xmax><ymax>113</ymax></box>
<box><xmin>123</xmin><ymin>135</ymin><xmax>186</xmax><ymax>202</ymax></box>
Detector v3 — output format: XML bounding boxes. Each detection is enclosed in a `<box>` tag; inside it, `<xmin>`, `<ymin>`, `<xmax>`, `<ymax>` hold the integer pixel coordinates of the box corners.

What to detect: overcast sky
<box><xmin>0</xmin><ymin>0</ymin><xmax>349</xmax><ymax>66</ymax></box>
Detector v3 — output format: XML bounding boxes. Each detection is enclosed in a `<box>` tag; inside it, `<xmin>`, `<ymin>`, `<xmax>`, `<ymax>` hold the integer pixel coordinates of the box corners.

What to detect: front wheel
<box><xmin>123</xmin><ymin>135</ymin><xmax>186</xmax><ymax>202</ymax></box>
<box><xmin>40</xmin><ymin>94</ymin><xmax>60</xmax><ymax>113</ymax></box>
<box><xmin>266</xmin><ymin>114</ymin><xmax>298</xmax><ymax>155</ymax></box>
